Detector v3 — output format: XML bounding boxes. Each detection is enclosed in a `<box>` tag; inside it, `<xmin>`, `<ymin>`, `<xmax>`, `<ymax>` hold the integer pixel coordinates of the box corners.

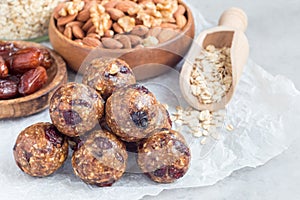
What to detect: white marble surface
<box><xmin>143</xmin><ymin>0</ymin><xmax>300</xmax><ymax>199</ymax></box>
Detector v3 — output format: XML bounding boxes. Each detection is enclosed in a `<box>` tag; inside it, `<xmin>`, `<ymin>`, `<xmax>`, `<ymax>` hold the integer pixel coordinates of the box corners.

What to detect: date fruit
<box><xmin>11</xmin><ymin>48</ymin><xmax>53</xmax><ymax>73</ymax></box>
<box><xmin>0</xmin><ymin>56</ymin><xmax>9</xmax><ymax>78</ymax></box>
<box><xmin>18</xmin><ymin>66</ymin><xmax>48</xmax><ymax>96</ymax></box>
<box><xmin>0</xmin><ymin>79</ymin><xmax>18</xmax><ymax>99</ymax></box>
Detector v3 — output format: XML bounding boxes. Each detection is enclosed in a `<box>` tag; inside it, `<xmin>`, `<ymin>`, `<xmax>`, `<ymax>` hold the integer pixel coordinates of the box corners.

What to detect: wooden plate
<box><xmin>0</xmin><ymin>41</ymin><xmax>67</xmax><ymax>119</ymax></box>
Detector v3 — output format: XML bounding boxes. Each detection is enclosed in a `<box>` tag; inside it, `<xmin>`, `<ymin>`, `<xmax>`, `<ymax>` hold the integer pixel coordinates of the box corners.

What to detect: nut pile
<box><xmin>0</xmin><ymin>41</ymin><xmax>53</xmax><ymax>99</ymax></box>
<box><xmin>171</xmin><ymin>106</ymin><xmax>233</xmax><ymax>145</ymax></box>
<box><xmin>53</xmin><ymin>0</ymin><xmax>188</xmax><ymax>48</ymax></box>
<box><xmin>190</xmin><ymin>45</ymin><xmax>232</xmax><ymax>104</ymax></box>
<box><xmin>13</xmin><ymin>58</ymin><xmax>190</xmax><ymax>186</ymax></box>
<box><xmin>0</xmin><ymin>0</ymin><xmax>62</xmax><ymax>40</ymax></box>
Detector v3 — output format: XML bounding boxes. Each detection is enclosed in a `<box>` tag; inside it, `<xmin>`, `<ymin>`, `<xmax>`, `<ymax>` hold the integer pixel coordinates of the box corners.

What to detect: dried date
<box><xmin>0</xmin><ymin>42</ymin><xmax>18</xmax><ymax>58</ymax></box>
<box><xmin>0</xmin><ymin>56</ymin><xmax>9</xmax><ymax>78</ymax></box>
<box><xmin>18</xmin><ymin>66</ymin><xmax>48</xmax><ymax>96</ymax></box>
<box><xmin>11</xmin><ymin>48</ymin><xmax>53</xmax><ymax>73</ymax></box>
<box><xmin>0</xmin><ymin>79</ymin><xmax>18</xmax><ymax>99</ymax></box>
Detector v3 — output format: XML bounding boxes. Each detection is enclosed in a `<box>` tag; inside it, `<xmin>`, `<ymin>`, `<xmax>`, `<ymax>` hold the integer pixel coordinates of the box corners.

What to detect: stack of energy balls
<box><xmin>13</xmin><ymin>57</ymin><xmax>191</xmax><ymax>186</ymax></box>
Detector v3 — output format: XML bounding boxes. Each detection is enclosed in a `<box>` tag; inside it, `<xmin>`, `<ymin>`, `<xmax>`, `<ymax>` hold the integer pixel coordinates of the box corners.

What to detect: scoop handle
<box><xmin>218</xmin><ymin>7</ymin><xmax>248</xmax><ymax>32</ymax></box>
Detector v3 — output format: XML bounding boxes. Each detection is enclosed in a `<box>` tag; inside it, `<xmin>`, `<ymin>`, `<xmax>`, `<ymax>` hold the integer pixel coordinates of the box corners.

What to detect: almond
<box><xmin>104</xmin><ymin>30</ymin><xmax>114</xmax><ymax>38</ymax></box>
<box><xmin>57</xmin><ymin>25</ymin><xmax>65</xmax><ymax>33</ymax></box>
<box><xmin>147</xmin><ymin>27</ymin><xmax>162</xmax><ymax>37</ymax></box>
<box><xmin>57</xmin><ymin>14</ymin><xmax>77</xmax><ymax>26</ymax></box>
<box><xmin>72</xmin><ymin>25</ymin><xmax>85</xmax><ymax>39</ymax></box>
<box><xmin>174</xmin><ymin>5</ymin><xmax>186</xmax><ymax>18</ymax></box>
<box><xmin>115</xmin><ymin>1</ymin><xmax>138</xmax><ymax>13</ymax></box>
<box><xmin>143</xmin><ymin>36</ymin><xmax>159</xmax><ymax>47</ymax></box>
<box><xmin>76</xmin><ymin>9</ymin><xmax>90</xmax><ymax>22</ymax></box>
<box><xmin>130</xmin><ymin>25</ymin><xmax>149</xmax><ymax>36</ymax></box>
<box><xmin>160</xmin><ymin>23</ymin><xmax>178</xmax><ymax>29</ymax></box>
<box><xmin>87</xmin><ymin>33</ymin><xmax>101</xmax><ymax>40</ymax></box>
<box><xmin>108</xmin><ymin>20</ymin><xmax>113</xmax><ymax>30</ymax></box>
<box><xmin>158</xmin><ymin>28</ymin><xmax>178</xmax><ymax>43</ymax></box>
<box><xmin>66</xmin><ymin>21</ymin><xmax>84</xmax><ymax>28</ymax></box>
<box><xmin>153</xmin><ymin>0</ymin><xmax>164</xmax><ymax>3</ymax></box>
<box><xmin>176</xmin><ymin>15</ymin><xmax>187</xmax><ymax>29</ymax></box>
<box><xmin>115</xmin><ymin>35</ymin><xmax>131</xmax><ymax>49</ymax></box>
<box><xmin>102</xmin><ymin>38</ymin><xmax>123</xmax><ymax>49</ymax></box>
<box><xmin>63</xmin><ymin>26</ymin><xmax>73</xmax><ymax>39</ymax></box>
<box><xmin>82</xmin><ymin>18</ymin><xmax>93</xmax><ymax>32</ymax></box>
<box><xmin>127</xmin><ymin>35</ymin><xmax>143</xmax><ymax>46</ymax></box>
<box><xmin>112</xmin><ymin>23</ymin><xmax>124</xmax><ymax>34</ymax></box>
<box><xmin>82</xmin><ymin>37</ymin><xmax>102</xmax><ymax>47</ymax></box>
<box><xmin>103</xmin><ymin>0</ymin><xmax>118</xmax><ymax>9</ymax></box>
<box><xmin>87</xmin><ymin>25</ymin><xmax>96</xmax><ymax>34</ymax></box>
<box><xmin>106</xmin><ymin>8</ymin><xmax>125</xmax><ymax>21</ymax></box>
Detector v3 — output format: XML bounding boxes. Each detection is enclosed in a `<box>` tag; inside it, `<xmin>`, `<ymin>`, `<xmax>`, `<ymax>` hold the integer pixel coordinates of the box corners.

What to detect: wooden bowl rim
<box><xmin>49</xmin><ymin>1</ymin><xmax>194</xmax><ymax>52</ymax></box>
<box><xmin>0</xmin><ymin>41</ymin><xmax>67</xmax><ymax>107</ymax></box>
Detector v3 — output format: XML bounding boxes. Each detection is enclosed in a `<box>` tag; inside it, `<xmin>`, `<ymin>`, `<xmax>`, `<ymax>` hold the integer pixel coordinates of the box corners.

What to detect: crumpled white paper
<box><xmin>1</xmin><ymin>2</ymin><xmax>300</xmax><ymax>200</ymax></box>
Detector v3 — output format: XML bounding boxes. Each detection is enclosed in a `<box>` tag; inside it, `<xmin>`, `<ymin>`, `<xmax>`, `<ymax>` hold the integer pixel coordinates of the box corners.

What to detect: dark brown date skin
<box><xmin>0</xmin><ymin>41</ymin><xmax>18</xmax><ymax>59</ymax></box>
<box><xmin>0</xmin><ymin>79</ymin><xmax>18</xmax><ymax>99</ymax></box>
<box><xmin>0</xmin><ymin>56</ymin><xmax>9</xmax><ymax>78</ymax></box>
<box><xmin>18</xmin><ymin>66</ymin><xmax>48</xmax><ymax>96</ymax></box>
<box><xmin>11</xmin><ymin>47</ymin><xmax>53</xmax><ymax>73</ymax></box>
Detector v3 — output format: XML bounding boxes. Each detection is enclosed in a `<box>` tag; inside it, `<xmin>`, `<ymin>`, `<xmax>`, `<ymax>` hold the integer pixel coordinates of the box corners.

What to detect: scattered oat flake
<box><xmin>171</xmin><ymin>106</ymin><xmax>228</xmax><ymax>145</ymax></box>
<box><xmin>200</xmin><ymin>137</ymin><xmax>207</xmax><ymax>145</ymax></box>
<box><xmin>226</xmin><ymin>124</ymin><xmax>234</xmax><ymax>131</ymax></box>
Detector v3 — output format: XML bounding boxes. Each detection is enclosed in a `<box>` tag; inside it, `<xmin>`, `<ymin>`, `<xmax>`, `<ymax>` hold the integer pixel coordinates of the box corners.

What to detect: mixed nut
<box><xmin>53</xmin><ymin>0</ymin><xmax>189</xmax><ymax>49</ymax></box>
<box><xmin>0</xmin><ymin>41</ymin><xmax>53</xmax><ymax>99</ymax></box>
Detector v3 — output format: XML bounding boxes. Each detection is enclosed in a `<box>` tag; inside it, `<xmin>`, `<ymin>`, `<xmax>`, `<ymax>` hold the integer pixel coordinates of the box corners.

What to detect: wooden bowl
<box><xmin>0</xmin><ymin>41</ymin><xmax>67</xmax><ymax>119</ymax></box>
<box><xmin>48</xmin><ymin>2</ymin><xmax>195</xmax><ymax>80</ymax></box>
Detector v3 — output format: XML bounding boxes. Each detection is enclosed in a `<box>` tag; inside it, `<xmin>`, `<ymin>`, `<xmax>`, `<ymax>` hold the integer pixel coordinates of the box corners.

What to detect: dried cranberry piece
<box><xmin>94</xmin><ymin>137</ymin><xmax>113</xmax><ymax>150</ymax></box>
<box><xmin>153</xmin><ymin>166</ymin><xmax>167</xmax><ymax>177</ymax></box>
<box><xmin>130</xmin><ymin>111</ymin><xmax>148</xmax><ymax>128</ymax></box>
<box><xmin>119</xmin><ymin>65</ymin><xmax>130</xmax><ymax>74</ymax></box>
<box><xmin>133</xmin><ymin>85</ymin><xmax>149</xmax><ymax>94</ymax></box>
<box><xmin>70</xmin><ymin>99</ymin><xmax>91</xmax><ymax>108</ymax></box>
<box><xmin>24</xmin><ymin>150</ymin><xmax>32</xmax><ymax>163</ymax></box>
<box><xmin>174</xmin><ymin>140</ymin><xmax>190</xmax><ymax>157</ymax></box>
<box><xmin>168</xmin><ymin>165</ymin><xmax>184</xmax><ymax>179</ymax></box>
<box><xmin>115</xmin><ymin>152</ymin><xmax>124</xmax><ymax>163</ymax></box>
<box><xmin>160</xmin><ymin>128</ymin><xmax>169</xmax><ymax>132</ymax></box>
<box><xmin>45</xmin><ymin>125</ymin><xmax>64</xmax><ymax>147</ymax></box>
<box><xmin>92</xmin><ymin>150</ymin><xmax>103</xmax><ymax>158</ymax></box>
<box><xmin>63</xmin><ymin>110</ymin><xmax>82</xmax><ymax>125</ymax></box>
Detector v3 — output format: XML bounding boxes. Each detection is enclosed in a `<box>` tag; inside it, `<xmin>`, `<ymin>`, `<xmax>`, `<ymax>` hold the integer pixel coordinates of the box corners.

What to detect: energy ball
<box><xmin>82</xmin><ymin>58</ymin><xmax>136</xmax><ymax>100</ymax></box>
<box><xmin>72</xmin><ymin>129</ymin><xmax>128</xmax><ymax>187</ymax></box>
<box><xmin>138</xmin><ymin>129</ymin><xmax>190</xmax><ymax>183</ymax></box>
<box><xmin>49</xmin><ymin>82</ymin><xmax>104</xmax><ymax>137</ymax></box>
<box><xmin>105</xmin><ymin>84</ymin><xmax>171</xmax><ymax>142</ymax></box>
<box><xmin>13</xmin><ymin>122</ymin><xmax>68</xmax><ymax>177</ymax></box>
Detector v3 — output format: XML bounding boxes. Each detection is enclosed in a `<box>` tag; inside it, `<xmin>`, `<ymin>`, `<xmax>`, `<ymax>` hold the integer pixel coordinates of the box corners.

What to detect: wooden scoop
<box><xmin>180</xmin><ymin>7</ymin><xmax>249</xmax><ymax>111</ymax></box>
